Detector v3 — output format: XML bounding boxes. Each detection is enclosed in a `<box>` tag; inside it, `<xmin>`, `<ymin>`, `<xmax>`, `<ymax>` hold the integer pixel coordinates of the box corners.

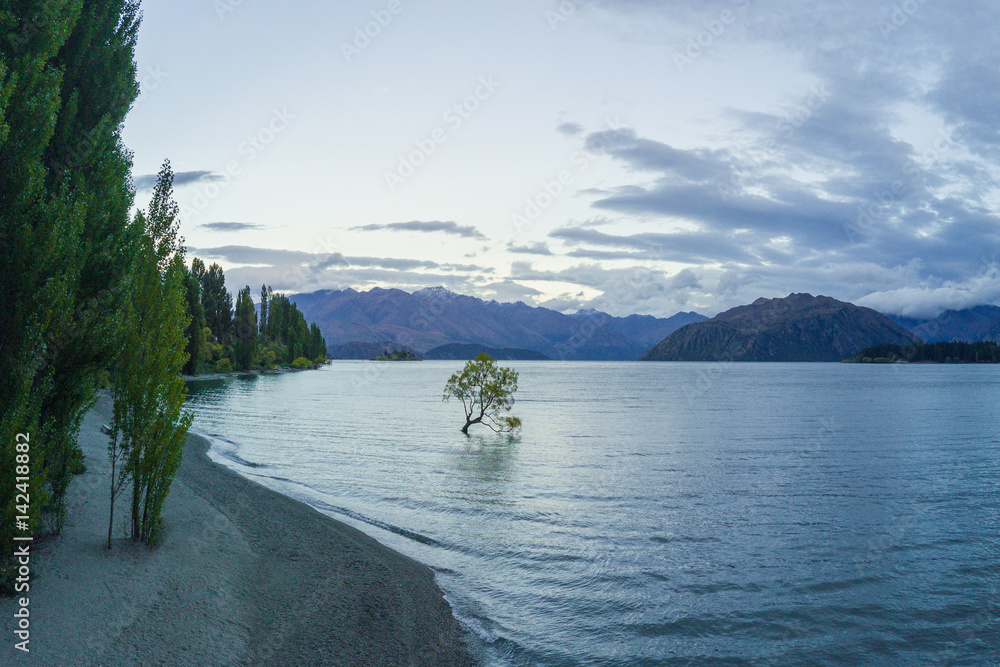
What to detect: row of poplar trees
<box><xmin>180</xmin><ymin>262</ymin><xmax>328</xmax><ymax>375</ymax></box>
<box><xmin>0</xmin><ymin>1</ymin><xmax>193</xmax><ymax>582</ymax></box>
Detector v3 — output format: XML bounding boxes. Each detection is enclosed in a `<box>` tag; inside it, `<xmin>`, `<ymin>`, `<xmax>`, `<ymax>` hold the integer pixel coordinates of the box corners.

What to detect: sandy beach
<box><xmin>1</xmin><ymin>392</ymin><xmax>476</xmax><ymax>666</ymax></box>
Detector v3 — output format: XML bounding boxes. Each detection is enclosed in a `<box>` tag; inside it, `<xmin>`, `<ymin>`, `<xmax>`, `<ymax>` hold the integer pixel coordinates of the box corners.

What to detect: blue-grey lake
<box><xmin>185</xmin><ymin>362</ymin><xmax>1000</xmax><ymax>666</ymax></box>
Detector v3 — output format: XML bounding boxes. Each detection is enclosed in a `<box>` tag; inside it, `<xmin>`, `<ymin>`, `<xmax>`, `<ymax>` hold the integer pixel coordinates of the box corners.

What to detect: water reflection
<box><xmin>448</xmin><ymin>435</ymin><xmax>519</xmax><ymax>506</ymax></box>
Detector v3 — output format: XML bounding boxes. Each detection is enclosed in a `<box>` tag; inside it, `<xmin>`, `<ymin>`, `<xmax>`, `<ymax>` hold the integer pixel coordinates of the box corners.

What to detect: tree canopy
<box><xmin>443</xmin><ymin>354</ymin><xmax>522</xmax><ymax>435</ymax></box>
<box><xmin>109</xmin><ymin>161</ymin><xmax>192</xmax><ymax>546</ymax></box>
<box><xmin>181</xmin><ymin>267</ymin><xmax>328</xmax><ymax>374</ymax></box>
<box><xmin>1</xmin><ymin>0</ymin><xmax>141</xmax><ymax>582</ymax></box>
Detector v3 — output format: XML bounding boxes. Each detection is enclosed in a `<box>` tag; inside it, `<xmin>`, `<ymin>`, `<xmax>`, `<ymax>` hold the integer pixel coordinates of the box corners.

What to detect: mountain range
<box><xmin>641</xmin><ymin>293</ymin><xmax>921</xmax><ymax>362</ymax></box>
<box><xmin>888</xmin><ymin>305</ymin><xmax>1000</xmax><ymax>343</ymax></box>
<box><xmin>293</xmin><ymin>287</ymin><xmax>999</xmax><ymax>362</ymax></box>
<box><xmin>290</xmin><ymin>287</ymin><xmax>707</xmax><ymax>361</ymax></box>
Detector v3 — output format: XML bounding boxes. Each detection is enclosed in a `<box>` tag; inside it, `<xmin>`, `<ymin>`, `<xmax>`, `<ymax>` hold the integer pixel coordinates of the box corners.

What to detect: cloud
<box><xmin>186</xmin><ymin>245</ymin><xmax>496</xmax><ymax>297</ymax></box>
<box><xmin>480</xmin><ymin>280</ymin><xmax>543</xmax><ymax>304</ymax></box>
<box><xmin>551</xmin><ymin>226</ymin><xmax>759</xmax><ymax>264</ymax></box>
<box><xmin>856</xmin><ymin>267</ymin><xmax>1000</xmax><ymax>319</ymax></box>
<box><xmin>508</xmin><ymin>261</ymin><xmax>707</xmax><ymax>315</ymax></box>
<box><xmin>350</xmin><ymin>220</ymin><xmax>487</xmax><ymax>240</ymax></box>
<box><xmin>507</xmin><ymin>241</ymin><xmax>554</xmax><ymax>256</ymax></box>
<box><xmin>134</xmin><ymin>170</ymin><xmax>223</xmax><ymax>191</ymax></box>
<box><xmin>201</xmin><ymin>222</ymin><xmax>266</xmax><ymax>232</ymax></box>
<box><xmin>556</xmin><ymin>121</ymin><xmax>584</xmax><ymax>137</ymax></box>
<box><xmin>545</xmin><ymin>0</ymin><xmax>1000</xmax><ymax>316</ymax></box>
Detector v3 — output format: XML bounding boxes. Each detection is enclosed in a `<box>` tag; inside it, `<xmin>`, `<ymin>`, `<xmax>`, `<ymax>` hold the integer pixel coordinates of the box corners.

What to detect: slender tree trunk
<box><xmin>131</xmin><ymin>474</ymin><xmax>140</xmax><ymax>541</ymax></box>
<box><xmin>108</xmin><ymin>441</ymin><xmax>115</xmax><ymax>550</ymax></box>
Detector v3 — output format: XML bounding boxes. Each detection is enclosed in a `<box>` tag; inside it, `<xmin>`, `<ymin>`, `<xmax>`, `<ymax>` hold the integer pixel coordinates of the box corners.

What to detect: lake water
<box><xmin>184</xmin><ymin>362</ymin><xmax>1000</xmax><ymax>666</ymax></box>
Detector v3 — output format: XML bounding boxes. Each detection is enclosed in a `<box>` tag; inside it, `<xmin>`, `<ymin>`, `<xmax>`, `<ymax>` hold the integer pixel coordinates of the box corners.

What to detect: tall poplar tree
<box><xmin>182</xmin><ymin>268</ymin><xmax>207</xmax><ymax>375</ymax></box>
<box><xmin>1</xmin><ymin>0</ymin><xmax>140</xmax><ymax>580</ymax></box>
<box><xmin>259</xmin><ymin>284</ymin><xmax>270</xmax><ymax>336</ymax></box>
<box><xmin>109</xmin><ymin>161</ymin><xmax>192</xmax><ymax>546</ymax></box>
<box><xmin>233</xmin><ymin>285</ymin><xmax>258</xmax><ymax>370</ymax></box>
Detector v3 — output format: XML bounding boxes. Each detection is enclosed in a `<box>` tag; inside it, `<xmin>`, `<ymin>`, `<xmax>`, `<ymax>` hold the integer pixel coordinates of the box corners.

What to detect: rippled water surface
<box><xmin>185</xmin><ymin>362</ymin><xmax>1000</xmax><ymax>666</ymax></box>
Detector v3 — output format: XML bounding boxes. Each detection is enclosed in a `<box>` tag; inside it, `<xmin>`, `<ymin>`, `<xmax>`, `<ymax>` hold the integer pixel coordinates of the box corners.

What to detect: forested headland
<box><xmin>0</xmin><ymin>2</ymin><xmax>326</xmax><ymax>590</ymax></box>
<box><xmin>848</xmin><ymin>341</ymin><xmax>1000</xmax><ymax>364</ymax></box>
<box><xmin>183</xmin><ymin>261</ymin><xmax>327</xmax><ymax>375</ymax></box>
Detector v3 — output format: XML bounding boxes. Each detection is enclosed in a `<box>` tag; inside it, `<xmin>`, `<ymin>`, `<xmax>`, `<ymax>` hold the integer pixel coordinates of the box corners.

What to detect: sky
<box><xmin>125</xmin><ymin>0</ymin><xmax>1000</xmax><ymax>319</ymax></box>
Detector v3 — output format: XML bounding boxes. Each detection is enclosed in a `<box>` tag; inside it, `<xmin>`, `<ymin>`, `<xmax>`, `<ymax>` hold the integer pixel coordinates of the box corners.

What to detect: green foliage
<box><xmin>233</xmin><ymin>285</ymin><xmax>258</xmax><ymax>370</ymax></box>
<box><xmin>372</xmin><ymin>349</ymin><xmax>420</xmax><ymax>361</ymax></box>
<box><xmin>852</xmin><ymin>341</ymin><xmax>1000</xmax><ymax>364</ymax></box>
<box><xmin>199</xmin><ymin>262</ymin><xmax>232</xmax><ymax>345</ymax></box>
<box><xmin>214</xmin><ymin>358</ymin><xmax>233</xmax><ymax>374</ymax></box>
<box><xmin>443</xmin><ymin>354</ymin><xmax>521</xmax><ymax>435</ymax></box>
<box><xmin>181</xmin><ymin>269</ymin><xmax>207</xmax><ymax>375</ymax></box>
<box><xmin>179</xmin><ymin>270</ymin><xmax>326</xmax><ymax>374</ymax></box>
<box><xmin>109</xmin><ymin>161</ymin><xmax>192</xmax><ymax>546</ymax></box>
<box><xmin>260</xmin><ymin>284</ymin><xmax>271</xmax><ymax>336</ymax></box>
<box><xmin>291</xmin><ymin>357</ymin><xmax>314</xmax><ymax>370</ymax></box>
<box><xmin>1</xmin><ymin>0</ymin><xmax>140</xmax><ymax>581</ymax></box>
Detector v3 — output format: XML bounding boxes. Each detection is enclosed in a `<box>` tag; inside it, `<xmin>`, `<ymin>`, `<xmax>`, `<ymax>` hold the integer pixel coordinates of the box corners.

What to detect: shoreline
<box><xmin>1</xmin><ymin>393</ymin><xmax>476</xmax><ymax>665</ymax></box>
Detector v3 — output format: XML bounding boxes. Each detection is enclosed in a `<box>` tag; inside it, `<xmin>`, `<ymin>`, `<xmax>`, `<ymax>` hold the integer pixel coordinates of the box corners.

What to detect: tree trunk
<box><xmin>108</xmin><ymin>452</ymin><xmax>115</xmax><ymax>550</ymax></box>
<box><xmin>461</xmin><ymin>420</ymin><xmax>471</xmax><ymax>435</ymax></box>
<box><xmin>131</xmin><ymin>476</ymin><xmax>140</xmax><ymax>541</ymax></box>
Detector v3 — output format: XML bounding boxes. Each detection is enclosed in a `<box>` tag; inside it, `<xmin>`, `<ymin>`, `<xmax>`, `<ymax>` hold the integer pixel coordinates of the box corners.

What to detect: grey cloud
<box><xmin>201</xmin><ymin>222</ymin><xmax>266</xmax><ymax>232</ymax></box>
<box><xmin>556</xmin><ymin>122</ymin><xmax>584</xmax><ymax>137</ymax></box>
<box><xmin>575</xmin><ymin>0</ymin><xmax>1000</xmax><ymax>313</ymax></box>
<box><xmin>507</xmin><ymin>241</ymin><xmax>554</xmax><ymax>256</ymax></box>
<box><xmin>551</xmin><ymin>226</ymin><xmax>759</xmax><ymax>264</ymax></box>
<box><xmin>134</xmin><ymin>170</ymin><xmax>222</xmax><ymax>191</ymax></box>
<box><xmin>481</xmin><ymin>280</ymin><xmax>543</xmax><ymax>303</ymax></box>
<box><xmin>187</xmin><ymin>244</ymin><xmax>495</xmax><ymax>296</ymax></box>
<box><xmin>350</xmin><ymin>220</ymin><xmax>487</xmax><ymax>240</ymax></box>
<box><xmin>508</xmin><ymin>261</ymin><xmax>706</xmax><ymax>313</ymax></box>
<box><xmin>191</xmin><ymin>245</ymin><xmax>313</xmax><ymax>265</ymax></box>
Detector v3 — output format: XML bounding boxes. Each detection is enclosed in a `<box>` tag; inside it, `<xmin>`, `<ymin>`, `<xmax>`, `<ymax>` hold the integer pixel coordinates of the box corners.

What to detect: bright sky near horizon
<box><xmin>125</xmin><ymin>0</ymin><xmax>1000</xmax><ymax>318</ymax></box>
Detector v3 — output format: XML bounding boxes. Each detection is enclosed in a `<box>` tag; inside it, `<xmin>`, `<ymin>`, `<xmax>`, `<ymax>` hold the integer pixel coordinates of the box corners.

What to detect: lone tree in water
<box><xmin>443</xmin><ymin>354</ymin><xmax>522</xmax><ymax>435</ymax></box>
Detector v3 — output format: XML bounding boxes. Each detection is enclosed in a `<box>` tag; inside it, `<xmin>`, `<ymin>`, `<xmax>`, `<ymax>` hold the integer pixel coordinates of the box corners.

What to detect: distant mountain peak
<box><xmin>642</xmin><ymin>293</ymin><xmax>918</xmax><ymax>362</ymax></box>
<box><xmin>413</xmin><ymin>286</ymin><xmax>459</xmax><ymax>299</ymax></box>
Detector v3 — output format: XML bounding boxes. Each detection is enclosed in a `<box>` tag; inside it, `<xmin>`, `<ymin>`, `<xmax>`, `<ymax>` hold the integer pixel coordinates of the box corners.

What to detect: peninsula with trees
<box><xmin>847</xmin><ymin>341</ymin><xmax>1000</xmax><ymax>364</ymax></box>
